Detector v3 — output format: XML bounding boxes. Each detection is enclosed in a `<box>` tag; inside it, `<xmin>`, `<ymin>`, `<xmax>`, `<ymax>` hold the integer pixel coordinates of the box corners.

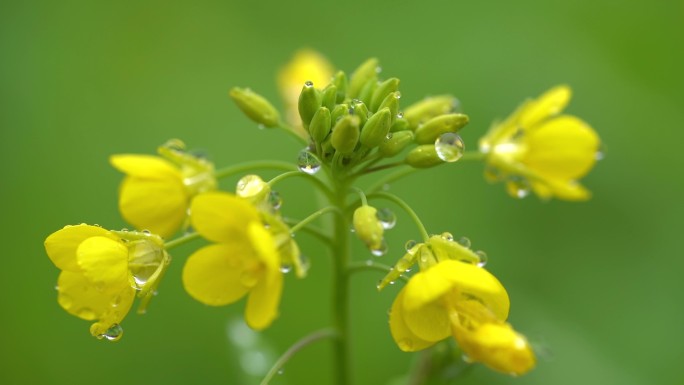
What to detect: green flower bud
<box><xmin>332</xmin><ymin>71</ymin><xmax>348</xmax><ymax>103</ymax></box>
<box><xmin>370</xmin><ymin>77</ymin><xmax>400</xmax><ymax>112</ymax></box>
<box><xmin>428</xmin><ymin>234</ymin><xmax>480</xmax><ymax>265</ymax></box>
<box><xmin>414</xmin><ymin>113</ymin><xmax>469</xmax><ymax>144</ymax></box>
<box><xmin>378</xmin><ymin>242</ymin><xmax>422</xmax><ymax>290</ymax></box>
<box><xmin>405</xmin><ymin>144</ymin><xmax>443</xmax><ymax>168</ymax></box>
<box><xmin>403</xmin><ymin>95</ymin><xmax>458</xmax><ymax>130</ymax></box>
<box><xmin>378</xmin><ymin>91</ymin><xmax>401</xmax><ymax>122</ymax></box>
<box><xmin>348</xmin><ymin>58</ymin><xmax>379</xmax><ymax>99</ymax></box>
<box><xmin>298</xmin><ymin>81</ymin><xmax>322</xmax><ymax>129</ymax></box>
<box><xmin>331</xmin><ymin>103</ymin><xmax>349</xmax><ymax>124</ymax></box>
<box><xmin>390</xmin><ymin>117</ymin><xmax>410</xmax><ymax>132</ymax></box>
<box><xmin>353</xmin><ymin>205</ymin><xmax>384</xmax><ymax>251</ymax></box>
<box><xmin>321</xmin><ymin>84</ymin><xmax>338</xmax><ymax>111</ymax></box>
<box><xmin>379</xmin><ymin>130</ymin><xmax>414</xmax><ymax>157</ymax></box>
<box><xmin>229</xmin><ymin>87</ymin><xmax>281</xmax><ymax>128</ymax></box>
<box><xmin>309</xmin><ymin>107</ymin><xmax>332</xmax><ymax>144</ymax></box>
<box><xmin>351</xmin><ymin>99</ymin><xmax>369</xmax><ymax>127</ymax></box>
<box><xmin>360</xmin><ymin>107</ymin><xmax>392</xmax><ymax>148</ymax></box>
<box><xmin>357</xmin><ymin>78</ymin><xmax>378</xmax><ymax>106</ymax></box>
<box><xmin>331</xmin><ymin>115</ymin><xmax>360</xmax><ymax>154</ymax></box>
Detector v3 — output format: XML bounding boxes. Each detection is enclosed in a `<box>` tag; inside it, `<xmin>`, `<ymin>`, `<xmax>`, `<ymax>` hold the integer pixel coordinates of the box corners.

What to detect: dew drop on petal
<box><xmin>297</xmin><ymin>149</ymin><xmax>321</xmax><ymax>175</ymax></box>
<box><xmin>404</xmin><ymin>240</ymin><xmax>417</xmax><ymax>252</ymax></box>
<box><xmin>435</xmin><ymin>133</ymin><xmax>465</xmax><ymax>162</ymax></box>
<box><xmin>376</xmin><ymin>208</ymin><xmax>397</xmax><ymax>229</ymax></box>
<box><xmin>440</xmin><ymin>232</ymin><xmax>454</xmax><ymax>241</ymax></box>
<box><xmin>476</xmin><ymin>250</ymin><xmax>488</xmax><ymax>267</ymax></box>
<box><xmin>280</xmin><ymin>264</ymin><xmax>292</xmax><ymax>274</ymax></box>
<box><xmin>236</xmin><ymin>175</ymin><xmax>266</xmax><ymax>198</ymax></box>
<box><xmin>458</xmin><ymin>236</ymin><xmax>471</xmax><ymax>248</ymax></box>
<box><xmin>100</xmin><ymin>324</ymin><xmax>123</xmax><ymax>342</ymax></box>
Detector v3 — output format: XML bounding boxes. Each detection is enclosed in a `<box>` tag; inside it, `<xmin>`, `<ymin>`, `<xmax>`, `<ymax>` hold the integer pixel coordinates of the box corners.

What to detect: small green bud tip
<box><xmin>321</xmin><ymin>84</ymin><xmax>338</xmax><ymax>111</ymax></box>
<box><xmin>405</xmin><ymin>145</ymin><xmax>443</xmax><ymax>168</ymax></box>
<box><xmin>332</xmin><ymin>71</ymin><xmax>348</xmax><ymax>103</ymax></box>
<box><xmin>331</xmin><ymin>115</ymin><xmax>360</xmax><ymax>155</ymax></box>
<box><xmin>298</xmin><ymin>81</ymin><xmax>322</xmax><ymax>129</ymax></box>
<box><xmin>310</xmin><ymin>107</ymin><xmax>332</xmax><ymax>144</ymax></box>
<box><xmin>331</xmin><ymin>104</ymin><xmax>350</xmax><ymax>125</ymax></box>
<box><xmin>378</xmin><ymin>91</ymin><xmax>401</xmax><ymax>121</ymax></box>
<box><xmin>229</xmin><ymin>87</ymin><xmax>281</xmax><ymax>128</ymax></box>
<box><xmin>403</xmin><ymin>95</ymin><xmax>458</xmax><ymax>130</ymax></box>
<box><xmin>348</xmin><ymin>58</ymin><xmax>379</xmax><ymax>98</ymax></box>
<box><xmin>360</xmin><ymin>107</ymin><xmax>392</xmax><ymax>148</ymax></box>
<box><xmin>370</xmin><ymin>77</ymin><xmax>400</xmax><ymax>112</ymax></box>
<box><xmin>414</xmin><ymin>113</ymin><xmax>469</xmax><ymax>144</ymax></box>
<box><xmin>351</xmin><ymin>100</ymin><xmax>370</xmax><ymax>127</ymax></box>
<box><xmin>390</xmin><ymin>118</ymin><xmax>410</xmax><ymax>133</ymax></box>
<box><xmin>379</xmin><ymin>130</ymin><xmax>414</xmax><ymax>157</ymax></box>
<box><xmin>353</xmin><ymin>206</ymin><xmax>384</xmax><ymax>250</ymax></box>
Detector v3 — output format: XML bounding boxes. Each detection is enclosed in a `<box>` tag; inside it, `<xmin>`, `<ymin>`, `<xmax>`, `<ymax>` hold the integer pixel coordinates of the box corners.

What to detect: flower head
<box><xmin>479</xmin><ymin>85</ymin><xmax>600</xmax><ymax>200</ymax></box>
<box><xmin>182</xmin><ymin>190</ymin><xmax>302</xmax><ymax>330</ymax></box>
<box><xmin>110</xmin><ymin>139</ymin><xmax>216</xmax><ymax>238</ymax></box>
<box><xmin>44</xmin><ymin>224</ymin><xmax>170</xmax><ymax>340</ymax></box>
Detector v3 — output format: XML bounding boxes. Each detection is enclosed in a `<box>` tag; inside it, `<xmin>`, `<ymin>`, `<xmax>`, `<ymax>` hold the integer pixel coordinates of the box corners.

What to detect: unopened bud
<box><xmin>360</xmin><ymin>107</ymin><xmax>392</xmax><ymax>148</ymax></box>
<box><xmin>321</xmin><ymin>84</ymin><xmax>338</xmax><ymax>111</ymax></box>
<box><xmin>403</xmin><ymin>95</ymin><xmax>458</xmax><ymax>130</ymax></box>
<box><xmin>378</xmin><ymin>91</ymin><xmax>401</xmax><ymax>122</ymax></box>
<box><xmin>379</xmin><ymin>130</ymin><xmax>414</xmax><ymax>157</ymax></box>
<box><xmin>351</xmin><ymin>99</ymin><xmax>369</xmax><ymax>127</ymax></box>
<box><xmin>331</xmin><ymin>115</ymin><xmax>360</xmax><ymax>154</ymax></box>
<box><xmin>405</xmin><ymin>145</ymin><xmax>443</xmax><ymax>168</ymax></box>
<box><xmin>309</xmin><ymin>107</ymin><xmax>332</xmax><ymax>144</ymax></box>
<box><xmin>298</xmin><ymin>82</ymin><xmax>322</xmax><ymax>129</ymax></box>
<box><xmin>390</xmin><ymin>118</ymin><xmax>410</xmax><ymax>132</ymax></box>
<box><xmin>353</xmin><ymin>206</ymin><xmax>384</xmax><ymax>250</ymax></box>
<box><xmin>332</xmin><ymin>71</ymin><xmax>348</xmax><ymax>103</ymax></box>
<box><xmin>348</xmin><ymin>58</ymin><xmax>379</xmax><ymax>99</ymax></box>
<box><xmin>370</xmin><ymin>77</ymin><xmax>400</xmax><ymax>112</ymax></box>
<box><xmin>331</xmin><ymin>103</ymin><xmax>350</xmax><ymax>124</ymax></box>
<box><xmin>414</xmin><ymin>113</ymin><xmax>469</xmax><ymax>144</ymax></box>
<box><xmin>229</xmin><ymin>87</ymin><xmax>280</xmax><ymax>128</ymax></box>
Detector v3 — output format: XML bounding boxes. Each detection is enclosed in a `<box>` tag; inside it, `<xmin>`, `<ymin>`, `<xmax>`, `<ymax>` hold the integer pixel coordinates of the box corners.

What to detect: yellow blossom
<box><xmin>389</xmin><ymin>260</ymin><xmax>535</xmax><ymax>375</ymax></box>
<box><xmin>110</xmin><ymin>139</ymin><xmax>216</xmax><ymax>238</ymax></box>
<box><xmin>44</xmin><ymin>224</ymin><xmax>170</xmax><ymax>340</ymax></box>
<box><xmin>182</xmin><ymin>192</ymin><xmax>294</xmax><ymax>330</ymax></box>
<box><xmin>278</xmin><ymin>49</ymin><xmax>334</xmax><ymax>134</ymax></box>
<box><xmin>479</xmin><ymin>85</ymin><xmax>600</xmax><ymax>200</ymax></box>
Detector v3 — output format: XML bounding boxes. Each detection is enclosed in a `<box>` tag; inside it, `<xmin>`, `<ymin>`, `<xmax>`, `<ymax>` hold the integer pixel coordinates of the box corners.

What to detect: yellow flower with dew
<box><xmin>182</xmin><ymin>190</ymin><xmax>302</xmax><ymax>330</ymax></box>
<box><xmin>110</xmin><ymin>139</ymin><xmax>216</xmax><ymax>238</ymax></box>
<box><xmin>44</xmin><ymin>224</ymin><xmax>170</xmax><ymax>340</ymax></box>
<box><xmin>382</xmin><ymin>234</ymin><xmax>535</xmax><ymax>375</ymax></box>
<box><xmin>479</xmin><ymin>85</ymin><xmax>600</xmax><ymax>200</ymax></box>
<box><xmin>278</xmin><ymin>49</ymin><xmax>334</xmax><ymax>133</ymax></box>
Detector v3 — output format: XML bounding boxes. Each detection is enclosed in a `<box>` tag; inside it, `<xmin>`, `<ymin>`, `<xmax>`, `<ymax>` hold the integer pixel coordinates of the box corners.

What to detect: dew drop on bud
<box><xmin>304</xmin><ymin>80</ymin><xmax>314</xmax><ymax>87</ymax></box>
<box><xmin>376</xmin><ymin>208</ymin><xmax>397</xmax><ymax>229</ymax></box>
<box><xmin>458</xmin><ymin>236</ymin><xmax>471</xmax><ymax>248</ymax></box>
<box><xmin>371</xmin><ymin>240</ymin><xmax>388</xmax><ymax>257</ymax></box>
<box><xmin>280</xmin><ymin>264</ymin><xmax>292</xmax><ymax>274</ymax></box>
<box><xmin>476</xmin><ymin>250</ymin><xmax>488</xmax><ymax>267</ymax></box>
<box><xmin>404</xmin><ymin>240</ymin><xmax>417</xmax><ymax>252</ymax></box>
<box><xmin>397</xmin><ymin>112</ymin><xmax>404</xmax><ymax>119</ymax></box>
<box><xmin>277</xmin><ymin>368</ymin><xmax>285</xmax><ymax>375</ymax></box>
<box><xmin>100</xmin><ymin>324</ymin><xmax>123</xmax><ymax>342</ymax></box>
<box><xmin>440</xmin><ymin>232</ymin><xmax>454</xmax><ymax>241</ymax></box>
<box><xmin>435</xmin><ymin>133</ymin><xmax>465</xmax><ymax>162</ymax></box>
<box><xmin>297</xmin><ymin>149</ymin><xmax>321</xmax><ymax>175</ymax></box>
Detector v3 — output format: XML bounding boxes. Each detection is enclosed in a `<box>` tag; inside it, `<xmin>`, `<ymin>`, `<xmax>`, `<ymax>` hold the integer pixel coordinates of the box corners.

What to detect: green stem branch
<box><xmin>163</xmin><ymin>232</ymin><xmax>201</xmax><ymax>249</ymax></box>
<box><xmin>213</xmin><ymin>161</ymin><xmax>297</xmax><ymax>179</ymax></box>
<box><xmin>369</xmin><ymin>192</ymin><xmax>430</xmax><ymax>242</ymax></box>
<box><xmin>289</xmin><ymin>206</ymin><xmax>342</xmax><ymax>235</ymax></box>
<box><xmin>268</xmin><ymin>171</ymin><xmax>334</xmax><ymax>200</ymax></box>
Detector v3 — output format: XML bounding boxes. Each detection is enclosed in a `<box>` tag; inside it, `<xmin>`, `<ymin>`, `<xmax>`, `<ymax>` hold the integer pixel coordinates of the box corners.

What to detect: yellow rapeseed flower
<box><xmin>44</xmin><ymin>224</ymin><xmax>170</xmax><ymax>340</ymax></box>
<box><xmin>278</xmin><ymin>49</ymin><xmax>334</xmax><ymax>133</ymax></box>
<box><xmin>479</xmin><ymin>85</ymin><xmax>600</xmax><ymax>200</ymax></box>
<box><xmin>110</xmin><ymin>139</ymin><xmax>216</xmax><ymax>238</ymax></box>
<box><xmin>182</xmin><ymin>192</ymin><xmax>288</xmax><ymax>330</ymax></box>
<box><xmin>389</xmin><ymin>260</ymin><xmax>535</xmax><ymax>375</ymax></box>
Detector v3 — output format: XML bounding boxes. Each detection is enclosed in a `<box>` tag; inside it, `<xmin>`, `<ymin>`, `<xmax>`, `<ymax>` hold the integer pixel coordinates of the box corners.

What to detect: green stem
<box><xmin>213</xmin><ymin>161</ymin><xmax>297</xmax><ymax>179</ymax></box>
<box><xmin>268</xmin><ymin>171</ymin><xmax>334</xmax><ymax>200</ymax></box>
<box><xmin>366</xmin><ymin>167</ymin><xmax>416</xmax><ymax>194</ymax></box>
<box><xmin>350</xmin><ymin>187</ymin><xmax>367</xmax><ymax>206</ymax></box>
<box><xmin>283</xmin><ymin>218</ymin><xmax>332</xmax><ymax>245</ymax></box>
<box><xmin>331</xmin><ymin>179</ymin><xmax>352</xmax><ymax>385</ymax></box>
<box><xmin>163</xmin><ymin>232</ymin><xmax>201</xmax><ymax>249</ymax></box>
<box><xmin>460</xmin><ymin>150</ymin><xmax>486</xmax><ymax>161</ymax></box>
<box><xmin>276</xmin><ymin>121</ymin><xmax>310</xmax><ymax>146</ymax></box>
<box><xmin>346</xmin><ymin>261</ymin><xmax>409</xmax><ymax>283</ymax></box>
<box><xmin>359</xmin><ymin>161</ymin><xmax>404</xmax><ymax>175</ymax></box>
<box><xmin>369</xmin><ymin>192</ymin><xmax>430</xmax><ymax>242</ymax></box>
<box><xmin>260</xmin><ymin>328</ymin><xmax>338</xmax><ymax>385</ymax></box>
<box><xmin>289</xmin><ymin>206</ymin><xmax>341</xmax><ymax>235</ymax></box>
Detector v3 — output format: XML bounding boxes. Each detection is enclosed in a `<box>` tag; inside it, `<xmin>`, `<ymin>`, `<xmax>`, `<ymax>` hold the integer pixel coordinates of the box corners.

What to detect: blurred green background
<box><xmin>2</xmin><ymin>0</ymin><xmax>682</xmax><ymax>384</ymax></box>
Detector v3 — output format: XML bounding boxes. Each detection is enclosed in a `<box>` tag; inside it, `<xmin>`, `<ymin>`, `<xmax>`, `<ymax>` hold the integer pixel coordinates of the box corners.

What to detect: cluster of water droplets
<box><xmin>439</xmin><ymin>231</ymin><xmax>487</xmax><ymax>268</ymax></box>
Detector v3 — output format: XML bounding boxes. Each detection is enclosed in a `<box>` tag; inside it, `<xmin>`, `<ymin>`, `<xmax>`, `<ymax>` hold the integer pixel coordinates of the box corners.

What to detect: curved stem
<box><xmin>369</xmin><ymin>192</ymin><xmax>430</xmax><ymax>242</ymax></box>
<box><xmin>164</xmin><ymin>232</ymin><xmax>201</xmax><ymax>250</ymax></box>
<box><xmin>366</xmin><ymin>167</ymin><xmax>416</xmax><ymax>194</ymax></box>
<box><xmin>289</xmin><ymin>206</ymin><xmax>342</xmax><ymax>235</ymax></box>
<box><xmin>350</xmin><ymin>186</ymin><xmax>367</xmax><ymax>206</ymax></box>
<box><xmin>346</xmin><ymin>260</ymin><xmax>409</xmax><ymax>283</ymax></box>
<box><xmin>260</xmin><ymin>328</ymin><xmax>337</xmax><ymax>385</ymax></box>
<box><xmin>268</xmin><ymin>171</ymin><xmax>334</xmax><ymax>200</ymax></box>
<box><xmin>213</xmin><ymin>161</ymin><xmax>297</xmax><ymax>179</ymax></box>
<box><xmin>276</xmin><ymin>121</ymin><xmax>310</xmax><ymax>146</ymax></box>
<box><xmin>359</xmin><ymin>161</ymin><xmax>404</xmax><ymax>175</ymax></box>
<box><xmin>283</xmin><ymin>218</ymin><xmax>332</xmax><ymax>245</ymax></box>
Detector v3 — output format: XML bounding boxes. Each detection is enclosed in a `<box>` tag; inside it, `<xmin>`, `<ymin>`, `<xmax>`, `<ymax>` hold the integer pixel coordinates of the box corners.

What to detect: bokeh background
<box><xmin>1</xmin><ymin>0</ymin><xmax>682</xmax><ymax>384</ymax></box>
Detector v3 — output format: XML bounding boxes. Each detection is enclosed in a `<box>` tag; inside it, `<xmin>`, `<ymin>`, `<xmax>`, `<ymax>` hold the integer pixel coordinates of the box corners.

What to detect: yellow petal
<box><xmin>524</xmin><ymin>115</ymin><xmax>599</xmax><ymax>180</ymax></box>
<box><xmin>389</xmin><ymin>287</ymin><xmax>434</xmax><ymax>352</ymax></box>
<box><xmin>57</xmin><ymin>270</ymin><xmax>135</xmax><ymax>322</ymax></box>
<box><xmin>245</xmin><ymin>265</ymin><xmax>283</xmax><ymax>330</ymax></box>
<box><xmin>402</xmin><ymin>298</ymin><xmax>451</xmax><ymax>342</ymax></box>
<box><xmin>518</xmin><ymin>85</ymin><xmax>571</xmax><ymax>129</ymax></box>
<box><xmin>45</xmin><ymin>224</ymin><xmax>116</xmax><ymax>271</ymax></box>
<box><xmin>182</xmin><ymin>244</ymin><xmax>252</xmax><ymax>306</ymax></box>
<box><xmin>402</xmin><ymin>266</ymin><xmax>455</xmax><ymax>312</ymax></box>
<box><xmin>278</xmin><ymin>49</ymin><xmax>334</xmax><ymax>104</ymax></box>
<box><xmin>190</xmin><ymin>192</ymin><xmax>260</xmax><ymax>243</ymax></box>
<box><xmin>118</xmin><ymin>176</ymin><xmax>188</xmax><ymax>238</ymax></box>
<box><xmin>76</xmin><ymin>236</ymin><xmax>130</xmax><ymax>292</ymax></box>
<box><xmin>247</xmin><ymin>222</ymin><xmax>279</xmax><ymax>272</ymax></box>
<box><xmin>431</xmin><ymin>260</ymin><xmax>510</xmax><ymax>320</ymax></box>
<box><xmin>534</xmin><ymin>179</ymin><xmax>591</xmax><ymax>201</ymax></box>
<box><xmin>110</xmin><ymin>154</ymin><xmax>181</xmax><ymax>179</ymax></box>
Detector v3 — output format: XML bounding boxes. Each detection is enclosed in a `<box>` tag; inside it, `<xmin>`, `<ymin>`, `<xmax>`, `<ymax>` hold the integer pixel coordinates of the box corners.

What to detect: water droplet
<box><xmin>476</xmin><ymin>250</ymin><xmax>488</xmax><ymax>267</ymax></box>
<box><xmin>280</xmin><ymin>264</ymin><xmax>292</xmax><ymax>274</ymax></box>
<box><xmin>297</xmin><ymin>150</ymin><xmax>321</xmax><ymax>175</ymax></box>
<box><xmin>100</xmin><ymin>324</ymin><xmax>123</xmax><ymax>342</ymax></box>
<box><xmin>371</xmin><ymin>240</ymin><xmax>388</xmax><ymax>257</ymax></box>
<box><xmin>385</xmin><ymin>132</ymin><xmax>393</xmax><ymax>141</ymax></box>
<box><xmin>128</xmin><ymin>240</ymin><xmax>165</xmax><ymax>290</ymax></box>
<box><xmin>388</xmin><ymin>280</ymin><xmax>395</xmax><ymax>285</ymax></box>
<box><xmin>142</xmin><ymin>229</ymin><xmax>151</xmax><ymax>235</ymax></box>
<box><xmin>398</xmin><ymin>339</ymin><xmax>413</xmax><ymax>351</ymax></box>
<box><xmin>397</xmin><ymin>112</ymin><xmax>404</xmax><ymax>119</ymax></box>
<box><xmin>376</xmin><ymin>208</ymin><xmax>396</xmax><ymax>229</ymax></box>
<box><xmin>462</xmin><ymin>353</ymin><xmax>473</xmax><ymax>363</ymax></box>
<box><xmin>375</xmin><ymin>66</ymin><xmax>382</xmax><ymax>74</ymax></box>
<box><xmin>507</xmin><ymin>179</ymin><xmax>531</xmax><ymax>198</ymax></box>
<box><xmin>458</xmin><ymin>236</ymin><xmax>471</xmax><ymax>248</ymax></box>
<box><xmin>435</xmin><ymin>133</ymin><xmax>465</xmax><ymax>162</ymax></box>
<box><xmin>236</xmin><ymin>175</ymin><xmax>265</xmax><ymax>198</ymax></box>
<box><xmin>268</xmin><ymin>191</ymin><xmax>282</xmax><ymax>210</ymax></box>
<box><xmin>595</xmin><ymin>151</ymin><xmax>604</xmax><ymax>161</ymax></box>
<box><xmin>365</xmin><ymin>260</ymin><xmax>373</xmax><ymax>266</ymax></box>
<box><xmin>257</xmin><ymin>124</ymin><xmax>266</xmax><ymax>130</ymax></box>
<box><xmin>304</xmin><ymin>80</ymin><xmax>314</xmax><ymax>87</ymax></box>
<box><xmin>404</xmin><ymin>240</ymin><xmax>417</xmax><ymax>252</ymax></box>
<box><xmin>121</xmin><ymin>228</ymin><xmax>129</xmax><ymax>232</ymax></box>
<box><xmin>394</xmin><ymin>92</ymin><xmax>401</xmax><ymax>99</ymax></box>
<box><xmin>441</xmin><ymin>232</ymin><xmax>454</xmax><ymax>241</ymax></box>
<box><xmin>277</xmin><ymin>368</ymin><xmax>285</xmax><ymax>375</ymax></box>
<box><xmin>111</xmin><ymin>295</ymin><xmax>122</xmax><ymax>308</ymax></box>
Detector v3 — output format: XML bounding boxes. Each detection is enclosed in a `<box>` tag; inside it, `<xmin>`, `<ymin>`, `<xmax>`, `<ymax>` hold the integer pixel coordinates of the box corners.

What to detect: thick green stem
<box><xmin>331</xmin><ymin>178</ymin><xmax>352</xmax><ymax>385</ymax></box>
